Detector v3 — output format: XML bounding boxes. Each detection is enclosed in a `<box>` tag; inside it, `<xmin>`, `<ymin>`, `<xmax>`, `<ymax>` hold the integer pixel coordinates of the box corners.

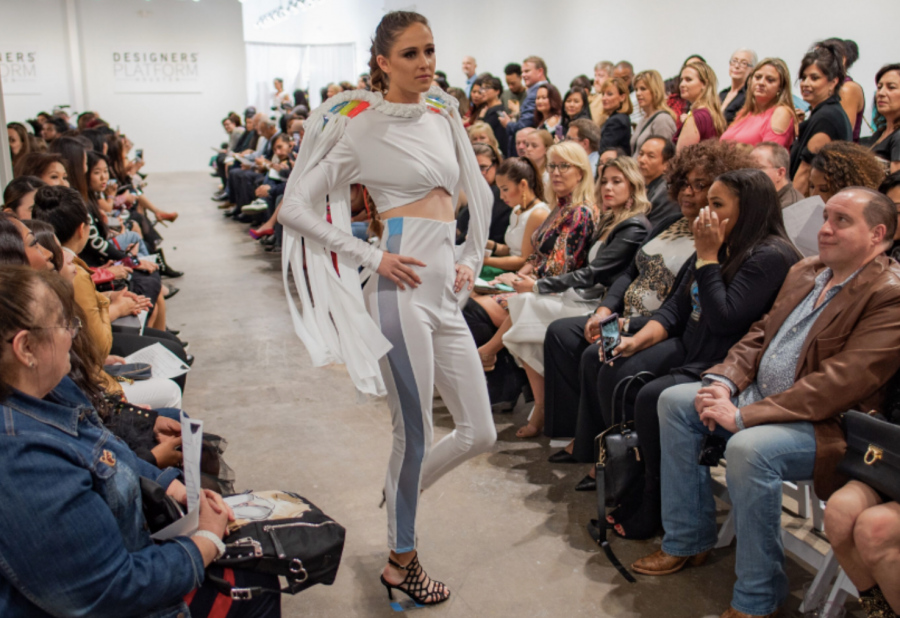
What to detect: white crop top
<box><xmin>504</xmin><ymin>201</ymin><xmax>550</xmax><ymax>257</ymax></box>
<box><xmin>279</xmin><ymin>105</ymin><xmax>462</xmax><ymax>272</ymax></box>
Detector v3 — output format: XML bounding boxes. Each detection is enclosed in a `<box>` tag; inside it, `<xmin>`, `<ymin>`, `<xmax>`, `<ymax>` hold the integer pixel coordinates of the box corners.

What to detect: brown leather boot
<box><xmin>631</xmin><ymin>549</ymin><xmax>710</xmax><ymax>575</ymax></box>
<box><xmin>720</xmin><ymin>607</ymin><xmax>780</xmax><ymax>618</ymax></box>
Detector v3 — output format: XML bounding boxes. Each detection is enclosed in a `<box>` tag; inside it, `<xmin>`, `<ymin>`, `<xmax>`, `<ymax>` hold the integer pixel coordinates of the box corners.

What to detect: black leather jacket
<box><xmin>535</xmin><ymin>214</ymin><xmax>651</xmax><ymax>300</ymax></box>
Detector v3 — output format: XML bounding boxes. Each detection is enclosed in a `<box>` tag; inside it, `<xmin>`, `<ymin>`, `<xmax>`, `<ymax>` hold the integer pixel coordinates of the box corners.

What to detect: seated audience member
<box><xmin>0</xmin><ymin>266</ymin><xmax>280</xmax><ymax>618</ymax></box>
<box><xmin>467</xmin><ymin>79</ymin><xmax>486</xmax><ymax>127</ymax></box>
<box><xmin>809</xmin><ymin>141</ymin><xmax>886</xmax><ymax>203</ymax></box>
<box><xmin>447</xmin><ymin>87</ymin><xmax>471</xmax><ymax>119</ymax></box>
<box><xmin>481</xmin><ymin>157</ymin><xmax>551</xmax><ymax>273</ymax></box>
<box><xmin>223</xmin><ymin>113</ymin><xmax>245</xmax><ymax>154</ymax></box>
<box><xmin>542</xmin><ymin>140</ymin><xmax>756</xmax><ymax>442</ymax></box>
<box><xmin>666</xmin><ymin>55</ymin><xmax>707</xmax><ymax>128</ymax></box>
<box><xmin>243</xmin><ymin>133</ymin><xmax>295</xmax><ymax>218</ymax></box>
<box><xmin>720</xmin><ymin>49</ymin><xmax>757</xmax><ymax>125</ymax></box>
<box><xmin>821</xmin><ymin>38</ymin><xmax>865</xmax><ymax>143</ymax></box>
<box><xmin>566</xmin><ymin>118</ymin><xmax>601</xmax><ymax>176</ymax></box>
<box><xmin>674</xmin><ymin>62</ymin><xmax>727</xmax><ymax>153</ymax></box>
<box><xmin>213</xmin><ymin>108</ymin><xmax>258</xmax><ymax>201</ymax></box>
<box><xmin>862</xmin><ymin>63</ymin><xmax>900</xmax><ymax>175</ymax></box>
<box><xmin>501</xmin><ymin>157</ymin><xmax>652</xmax><ymax>438</ymax></box>
<box><xmin>597</xmin><ymin>78</ymin><xmax>634</xmax><ymax>155</ymax></box>
<box><xmin>31</xmin><ymin>186</ymin><xmax>187</xmax><ymax>405</ymax></box>
<box><xmin>632</xmin><ymin>187</ymin><xmax>900</xmax><ymax>618</ymax></box>
<box><xmin>456</xmin><ymin>144</ymin><xmax>510</xmax><ymax>246</ymax></box>
<box><xmin>637</xmin><ymin>136</ymin><xmax>680</xmax><ymax>226</ymax></box>
<box><xmin>500</xmin><ymin>56</ymin><xmax>550</xmax><ymax>155</ymax></box>
<box><xmin>514</xmin><ymin>127</ymin><xmax>536</xmax><ymax>161</ymax></box>
<box><xmin>522</xmin><ymin>129</ymin><xmax>554</xmax><ymax>193</ymax></box>
<box><xmin>720</xmin><ymin>58</ymin><xmax>796</xmax><ymax>148</ymax></box>
<box><xmin>501</xmin><ymin>63</ymin><xmax>528</xmax><ymax>118</ymax></box>
<box><xmin>7</xmin><ymin>122</ymin><xmax>31</xmax><ymax>173</ymax></box>
<box><xmin>475</xmin><ymin>75</ymin><xmax>509</xmax><ymax>156</ymax></box>
<box><xmin>16</xmin><ymin>152</ymin><xmax>69</xmax><ymax>186</ymax></box>
<box><xmin>560</xmin><ymin>87</ymin><xmax>592</xmax><ymax>136</ymax></box>
<box><xmin>3</xmin><ymin>176</ymin><xmax>44</xmax><ymax>220</ymax></box>
<box><xmin>582</xmin><ymin>170</ymin><xmax>800</xmax><ymax>537</ymax></box>
<box><xmin>107</xmin><ymin>134</ymin><xmax>178</xmax><ymax>229</ymax></box>
<box><xmin>0</xmin><ymin>212</ymin><xmax>53</xmax><ymax>270</ymax></box>
<box><xmin>250</xmin><ymin>123</ymin><xmax>304</xmax><ymax>245</ymax></box>
<box><xmin>751</xmin><ymin>142</ymin><xmax>805</xmax><ymax>208</ymax></box>
<box><xmin>570</xmin><ymin>75</ymin><xmax>593</xmax><ymax>92</ymax></box>
<box><xmin>467</xmin><ymin>122</ymin><xmax>502</xmax><ymax>152</ymax></box>
<box><xmin>224</xmin><ymin>118</ymin><xmax>280</xmax><ymax>218</ymax></box>
<box><xmin>614</xmin><ymin>61</ymin><xmax>643</xmax><ymax>126</ymax></box>
<box><xmin>40</xmin><ymin>116</ymin><xmax>68</xmax><ymax>143</ymax></box>
<box><xmin>880</xmin><ymin>171</ymin><xmax>900</xmax><ymax>257</ymax></box>
<box><xmin>589</xmin><ymin>61</ymin><xmax>614</xmax><ymax>126</ymax></box>
<box><xmin>534</xmin><ymin>84</ymin><xmax>563</xmax><ymax>134</ymax></box>
<box><xmin>790</xmin><ymin>42</ymin><xmax>852</xmax><ymax>194</ymax></box>
<box><xmin>631</xmin><ymin>70</ymin><xmax>678</xmax><ymax>153</ymax></box>
<box><xmin>600</xmin><ymin>147</ymin><xmax>627</xmax><ymax>165</ymax></box>
<box><xmin>472</xmin><ymin>142</ymin><xmax>598</xmax><ymax>370</ymax></box>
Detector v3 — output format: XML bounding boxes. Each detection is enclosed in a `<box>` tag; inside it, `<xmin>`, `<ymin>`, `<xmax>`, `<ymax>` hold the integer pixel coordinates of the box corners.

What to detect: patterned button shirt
<box><xmin>707</xmin><ymin>267</ymin><xmax>862</xmax><ymax>429</ymax></box>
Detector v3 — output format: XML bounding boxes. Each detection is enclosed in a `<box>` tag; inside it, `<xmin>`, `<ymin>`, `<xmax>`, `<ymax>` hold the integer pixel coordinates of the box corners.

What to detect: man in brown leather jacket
<box><xmin>630</xmin><ymin>187</ymin><xmax>900</xmax><ymax>618</ymax></box>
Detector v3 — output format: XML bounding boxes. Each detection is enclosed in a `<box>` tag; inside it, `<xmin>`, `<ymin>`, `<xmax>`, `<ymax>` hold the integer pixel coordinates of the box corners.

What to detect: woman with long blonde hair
<box><xmin>503</xmin><ymin>155</ymin><xmax>652</xmax><ymax>438</ymax></box>
<box><xmin>472</xmin><ymin>142</ymin><xmax>598</xmax><ymax>375</ymax></box>
<box><xmin>674</xmin><ymin>61</ymin><xmax>727</xmax><ymax>153</ymax></box>
<box><xmin>720</xmin><ymin>58</ymin><xmax>796</xmax><ymax>148</ymax></box>
<box><xmin>631</xmin><ymin>70</ymin><xmax>678</xmax><ymax>153</ymax></box>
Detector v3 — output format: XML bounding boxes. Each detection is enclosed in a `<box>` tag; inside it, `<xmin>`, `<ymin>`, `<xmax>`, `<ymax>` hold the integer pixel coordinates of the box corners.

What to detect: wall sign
<box><xmin>112</xmin><ymin>50</ymin><xmax>201</xmax><ymax>93</ymax></box>
<box><xmin>0</xmin><ymin>50</ymin><xmax>40</xmax><ymax>95</ymax></box>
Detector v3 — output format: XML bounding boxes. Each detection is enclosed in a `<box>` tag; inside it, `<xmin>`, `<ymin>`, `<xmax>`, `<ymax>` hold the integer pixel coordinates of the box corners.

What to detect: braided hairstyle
<box><xmin>368</xmin><ymin>11</ymin><xmax>431</xmax><ymax>95</ymax></box>
<box><xmin>810</xmin><ymin>141</ymin><xmax>886</xmax><ymax>196</ymax></box>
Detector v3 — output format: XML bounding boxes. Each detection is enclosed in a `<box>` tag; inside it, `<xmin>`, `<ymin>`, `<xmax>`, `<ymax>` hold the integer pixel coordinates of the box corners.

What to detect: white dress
<box><xmin>504</xmin><ymin>201</ymin><xmax>551</xmax><ymax>257</ymax></box>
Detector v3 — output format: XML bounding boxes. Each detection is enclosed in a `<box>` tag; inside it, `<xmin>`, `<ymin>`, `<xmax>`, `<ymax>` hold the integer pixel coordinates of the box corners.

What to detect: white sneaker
<box><xmin>242</xmin><ymin>199</ymin><xmax>268</xmax><ymax>213</ymax></box>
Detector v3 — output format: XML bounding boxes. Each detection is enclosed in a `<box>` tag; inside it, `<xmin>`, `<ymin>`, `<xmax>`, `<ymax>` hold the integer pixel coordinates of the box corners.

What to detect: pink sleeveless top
<box><xmin>720</xmin><ymin>106</ymin><xmax>794</xmax><ymax>148</ymax></box>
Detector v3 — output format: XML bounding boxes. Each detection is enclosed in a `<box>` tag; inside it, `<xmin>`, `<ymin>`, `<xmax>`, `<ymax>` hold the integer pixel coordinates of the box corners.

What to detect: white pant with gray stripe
<box><xmin>364</xmin><ymin>217</ymin><xmax>496</xmax><ymax>552</ymax></box>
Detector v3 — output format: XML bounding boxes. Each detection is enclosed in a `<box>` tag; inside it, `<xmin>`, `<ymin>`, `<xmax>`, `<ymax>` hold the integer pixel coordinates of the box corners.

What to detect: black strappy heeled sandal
<box><xmin>380</xmin><ymin>553</ymin><xmax>450</xmax><ymax>606</ymax></box>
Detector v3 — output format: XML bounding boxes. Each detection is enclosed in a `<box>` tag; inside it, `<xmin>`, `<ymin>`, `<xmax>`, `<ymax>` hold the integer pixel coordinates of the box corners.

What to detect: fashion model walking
<box><xmin>278</xmin><ymin>11</ymin><xmax>496</xmax><ymax>605</ymax></box>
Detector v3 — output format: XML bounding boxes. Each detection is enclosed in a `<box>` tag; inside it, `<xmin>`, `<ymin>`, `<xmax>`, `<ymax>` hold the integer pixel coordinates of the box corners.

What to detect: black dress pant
<box><xmin>462</xmin><ymin>299</ymin><xmax>526</xmax><ymax>405</ymax></box>
<box><xmin>543</xmin><ymin>315</ymin><xmax>593</xmax><ymax>438</ymax></box>
<box><xmin>229</xmin><ymin>169</ymin><xmax>265</xmax><ymax>210</ymax></box>
<box><xmin>572</xmin><ymin>337</ymin><xmax>686</xmax><ymax>463</ymax></box>
<box><xmin>129</xmin><ymin>270</ymin><xmax>162</xmax><ymax>311</ymax></box>
<box><xmin>111</xmin><ymin>327</ymin><xmax>189</xmax><ymax>391</ymax></box>
<box><xmin>632</xmin><ymin>371</ymin><xmax>697</xmax><ymax>495</ymax></box>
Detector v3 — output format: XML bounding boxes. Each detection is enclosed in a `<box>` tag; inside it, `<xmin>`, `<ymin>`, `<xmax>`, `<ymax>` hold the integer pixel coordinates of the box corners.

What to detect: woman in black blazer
<box><xmin>597</xmin><ymin>77</ymin><xmax>634</xmax><ymax>155</ymax></box>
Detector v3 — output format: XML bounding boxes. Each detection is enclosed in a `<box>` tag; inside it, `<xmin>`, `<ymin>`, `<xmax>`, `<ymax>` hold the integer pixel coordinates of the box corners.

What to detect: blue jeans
<box><xmin>658</xmin><ymin>382</ymin><xmax>817</xmax><ymax>616</ymax></box>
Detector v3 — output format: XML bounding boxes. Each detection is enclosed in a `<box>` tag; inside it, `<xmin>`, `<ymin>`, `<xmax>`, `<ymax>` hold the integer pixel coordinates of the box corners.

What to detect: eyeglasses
<box><xmin>478</xmin><ymin>163</ymin><xmax>496</xmax><ymax>173</ymax></box>
<box><xmin>683</xmin><ymin>179</ymin><xmax>710</xmax><ymax>194</ymax></box>
<box><xmin>547</xmin><ymin>162</ymin><xmax>574</xmax><ymax>173</ymax></box>
<box><xmin>730</xmin><ymin>58</ymin><xmax>753</xmax><ymax>69</ymax></box>
<box><xmin>5</xmin><ymin>317</ymin><xmax>82</xmax><ymax>343</ymax></box>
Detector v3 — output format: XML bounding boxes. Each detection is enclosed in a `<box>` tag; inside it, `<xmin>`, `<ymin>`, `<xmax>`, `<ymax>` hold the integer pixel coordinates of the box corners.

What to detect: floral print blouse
<box><xmin>526</xmin><ymin>195</ymin><xmax>598</xmax><ymax>279</ymax></box>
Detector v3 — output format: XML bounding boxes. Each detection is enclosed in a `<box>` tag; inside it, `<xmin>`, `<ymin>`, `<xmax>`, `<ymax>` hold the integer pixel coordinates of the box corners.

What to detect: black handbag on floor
<box><xmin>587</xmin><ymin>371</ymin><xmax>655</xmax><ymax>584</ymax></box>
<box><xmin>836</xmin><ymin>410</ymin><xmax>900</xmax><ymax>502</ymax></box>
<box><xmin>208</xmin><ymin>490</ymin><xmax>346</xmax><ymax>599</ymax></box>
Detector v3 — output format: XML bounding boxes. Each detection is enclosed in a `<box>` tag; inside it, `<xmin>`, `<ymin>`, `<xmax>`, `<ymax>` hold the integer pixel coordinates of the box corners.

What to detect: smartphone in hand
<box><xmin>598</xmin><ymin>313</ymin><xmax>622</xmax><ymax>363</ymax></box>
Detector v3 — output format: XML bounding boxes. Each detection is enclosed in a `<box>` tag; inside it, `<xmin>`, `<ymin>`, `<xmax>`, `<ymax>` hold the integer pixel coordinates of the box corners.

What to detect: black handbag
<box><xmin>587</xmin><ymin>371</ymin><xmax>655</xmax><ymax>584</ymax></box>
<box><xmin>208</xmin><ymin>490</ymin><xmax>346</xmax><ymax>599</ymax></box>
<box><xmin>140</xmin><ymin>477</ymin><xmax>185</xmax><ymax>533</ymax></box>
<box><xmin>836</xmin><ymin>410</ymin><xmax>900</xmax><ymax>502</ymax></box>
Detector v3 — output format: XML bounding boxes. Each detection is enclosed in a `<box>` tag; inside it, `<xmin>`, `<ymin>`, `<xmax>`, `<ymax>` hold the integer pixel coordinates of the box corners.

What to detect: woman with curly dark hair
<box><xmin>542</xmin><ymin>140</ymin><xmax>759</xmax><ymax>464</ymax></box>
<box><xmin>809</xmin><ymin>141</ymin><xmax>886</xmax><ymax>203</ymax></box>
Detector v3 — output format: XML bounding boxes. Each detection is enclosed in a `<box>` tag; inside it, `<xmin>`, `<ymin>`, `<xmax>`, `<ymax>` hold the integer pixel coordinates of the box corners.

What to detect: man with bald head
<box><xmin>614</xmin><ymin>60</ymin><xmax>643</xmax><ymax>125</ymax></box>
<box><xmin>462</xmin><ymin>56</ymin><xmax>477</xmax><ymax>97</ymax></box>
<box><xmin>631</xmin><ymin>187</ymin><xmax>900</xmax><ymax>618</ymax></box>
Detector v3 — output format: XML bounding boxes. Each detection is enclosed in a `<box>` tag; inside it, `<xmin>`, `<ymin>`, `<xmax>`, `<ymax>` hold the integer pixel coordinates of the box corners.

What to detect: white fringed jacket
<box><xmin>278</xmin><ymin>86</ymin><xmax>492</xmax><ymax>396</ymax></box>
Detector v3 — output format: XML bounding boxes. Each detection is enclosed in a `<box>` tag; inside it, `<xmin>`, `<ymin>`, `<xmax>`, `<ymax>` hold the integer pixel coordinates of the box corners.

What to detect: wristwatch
<box><xmin>192</xmin><ymin>530</ymin><xmax>226</xmax><ymax>560</ymax></box>
<box><xmin>695</xmin><ymin>258</ymin><xmax>719</xmax><ymax>270</ymax></box>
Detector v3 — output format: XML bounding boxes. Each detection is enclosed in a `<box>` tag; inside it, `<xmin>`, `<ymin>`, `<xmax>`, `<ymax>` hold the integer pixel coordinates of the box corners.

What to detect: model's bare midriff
<box><xmin>381</xmin><ymin>187</ymin><xmax>454</xmax><ymax>222</ymax></box>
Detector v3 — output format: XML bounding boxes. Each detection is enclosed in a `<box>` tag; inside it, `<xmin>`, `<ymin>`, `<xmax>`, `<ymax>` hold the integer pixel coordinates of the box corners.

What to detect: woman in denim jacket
<box><xmin>0</xmin><ymin>267</ymin><xmax>279</xmax><ymax>618</ymax></box>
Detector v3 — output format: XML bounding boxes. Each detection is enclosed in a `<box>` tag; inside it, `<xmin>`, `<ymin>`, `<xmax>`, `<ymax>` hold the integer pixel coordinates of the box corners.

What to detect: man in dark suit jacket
<box><xmin>500</xmin><ymin>56</ymin><xmax>548</xmax><ymax>156</ymax></box>
<box><xmin>632</xmin><ymin>188</ymin><xmax>900</xmax><ymax>618</ymax></box>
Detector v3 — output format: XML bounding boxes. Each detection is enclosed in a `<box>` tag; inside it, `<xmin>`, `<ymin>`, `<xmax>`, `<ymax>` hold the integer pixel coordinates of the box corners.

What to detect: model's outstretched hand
<box><xmin>377</xmin><ymin>253</ymin><xmax>425</xmax><ymax>290</ymax></box>
<box><xmin>454</xmin><ymin>264</ymin><xmax>475</xmax><ymax>293</ymax></box>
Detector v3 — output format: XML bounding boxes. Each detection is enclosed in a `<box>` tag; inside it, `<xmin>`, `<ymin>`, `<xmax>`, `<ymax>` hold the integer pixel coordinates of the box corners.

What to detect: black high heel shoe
<box><xmin>380</xmin><ymin>553</ymin><xmax>450</xmax><ymax>606</ymax></box>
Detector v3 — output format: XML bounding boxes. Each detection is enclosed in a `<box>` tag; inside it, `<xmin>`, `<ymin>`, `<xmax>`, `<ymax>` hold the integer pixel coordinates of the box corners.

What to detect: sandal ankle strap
<box><xmin>387</xmin><ymin>552</ymin><xmax>417</xmax><ymax>571</ymax></box>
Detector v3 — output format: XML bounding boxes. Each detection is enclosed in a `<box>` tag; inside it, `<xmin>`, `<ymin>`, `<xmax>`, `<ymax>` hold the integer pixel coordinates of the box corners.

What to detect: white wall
<box><xmin>1</xmin><ymin>0</ymin><xmax>247</xmax><ymax>173</ymax></box>
<box><xmin>245</xmin><ymin>0</ymin><xmax>898</xmax><ymax>137</ymax></box>
<box><xmin>389</xmin><ymin>0</ymin><xmax>896</xmax><ymax>137</ymax></box>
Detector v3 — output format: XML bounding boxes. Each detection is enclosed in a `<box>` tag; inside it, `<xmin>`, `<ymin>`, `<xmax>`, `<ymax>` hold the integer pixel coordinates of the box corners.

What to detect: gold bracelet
<box><xmin>695</xmin><ymin>258</ymin><xmax>719</xmax><ymax>270</ymax></box>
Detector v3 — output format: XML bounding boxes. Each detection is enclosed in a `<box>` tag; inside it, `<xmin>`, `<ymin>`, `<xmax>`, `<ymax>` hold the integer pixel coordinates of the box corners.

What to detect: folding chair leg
<box><xmin>716</xmin><ymin>509</ymin><xmax>735</xmax><ymax>549</ymax></box>
<box><xmin>800</xmin><ymin>549</ymin><xmax>840</xmax><ymax>613</ymax></box>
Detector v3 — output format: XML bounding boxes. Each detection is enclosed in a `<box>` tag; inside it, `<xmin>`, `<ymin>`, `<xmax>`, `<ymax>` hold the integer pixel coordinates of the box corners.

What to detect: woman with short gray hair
<box><xmin>720</xmin><ymin>48</ymin><xmax>758</xmax><ymax>124</ymax></box>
